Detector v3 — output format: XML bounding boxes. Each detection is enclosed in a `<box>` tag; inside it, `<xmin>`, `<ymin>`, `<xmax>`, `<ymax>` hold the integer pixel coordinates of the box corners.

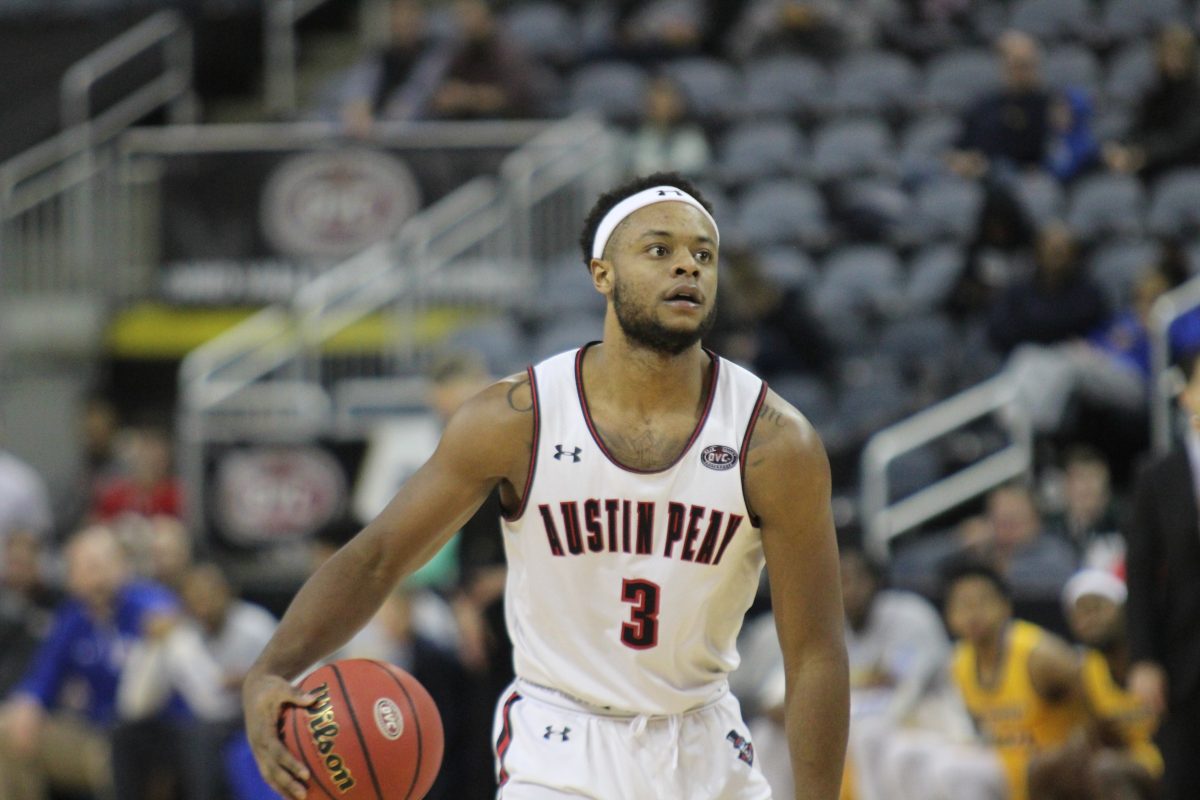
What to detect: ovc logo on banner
<box><xmin>214</xmin><ymin>446</ymin><xmax>347</xmax><ymax>544</ymax></box>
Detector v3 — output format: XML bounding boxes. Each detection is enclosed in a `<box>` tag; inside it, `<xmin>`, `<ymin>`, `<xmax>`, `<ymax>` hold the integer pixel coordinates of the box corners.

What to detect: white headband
<box><xmin>1062</xmin><ymin>568</ymin><xmax>1127</xmax><ymax>611</ymax></box>
<box><xmin>590</xmin><ymin>185</ymin><xmax>719</xmax><ymax>260</ymax></box>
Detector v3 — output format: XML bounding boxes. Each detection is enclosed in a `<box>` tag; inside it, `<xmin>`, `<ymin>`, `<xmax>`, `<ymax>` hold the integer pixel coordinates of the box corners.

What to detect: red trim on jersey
<box><xmin>501</xmin><ymin>365</ymin><xmax>540</xmax><ymax>522</ymax></box>
<box><xmin>573</xmin><ymin>342</ymin><xmax>720</xmax><ymax>475</ymax></box>
<box><xmin>495</xmin><ymin>691</ymin><xmax>523</xmax><ymax>787</ymax></box>
<box><xmin>739</xmin><ymin>381</ymin><xmax>769</xmax><ymax>528</ymax></box>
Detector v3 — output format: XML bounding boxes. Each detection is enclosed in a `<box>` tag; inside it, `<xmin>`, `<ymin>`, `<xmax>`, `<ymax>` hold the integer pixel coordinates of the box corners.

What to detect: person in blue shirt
<box><xmin>0</xmin><ymin>525</ymin><xmax>177</xmax><ymax>800</ymax></box>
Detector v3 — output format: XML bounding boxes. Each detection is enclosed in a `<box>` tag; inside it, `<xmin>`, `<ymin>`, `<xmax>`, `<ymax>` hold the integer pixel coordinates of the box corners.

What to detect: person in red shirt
<box><xmin>93</xmin><ymin>426</ymin><xmax>182</xmax><ymax>521</ymax></box>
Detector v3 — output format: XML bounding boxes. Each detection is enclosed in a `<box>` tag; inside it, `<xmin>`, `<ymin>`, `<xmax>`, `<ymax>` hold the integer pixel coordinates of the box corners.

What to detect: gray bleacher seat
<box><xmin>922</xmin><ymin>48</ymin><xmax>1002</xmax><ymax>112</ymax></box>
<box><xmin>758</xmin><ymin>246</ymin><xmax>819</xmax><ymax>290</ymax></box>
<box><xmin>662</xmin><ymin>57</ymin><xmax>742</xmax><ymax>122</ymax></box>
<box><xmin>1008</xmin><ymin>0</ymin><xmax>1094</xmax><ymax>40</ymax></box>
<box><xmin>503</xmin><ymin>2</ymin><xmax>580</xmax><ymax>65</ymax></box>
<box><xmin>836</xmin><ymin>357</ymin><xmax>911</xmax><ymax>441</ymax></box>
<box><xmin>1105</xmin><ymin>41</ymin><xmax>1157</xmax><ymax>106</ymax></box>
<box><xmin>813</xmin><ymin>245</ymin><xmax>904</xmax><ymax>317</ymax></box>
<box><xmin>770</xmin><ymin>373</ymin><xmax>836</xmax><ymax>428</ymax></box>
<box><xmin>810</xmin><ymin>117</ymin><xmax>895</xmax><ymax>182</ymax></box>
<box><xmin>913</xmin><ymin>175</ymin><xmax>985</xmax><ymax>241</ymax></box>
<box><xmin>1148</xmin><ymin>167</ymin><xmax>1200</xmax><ymax>238</ymax></box>
<box><xmin>898</xmin><ymin>113</ymin><xmax>961</xmax><ymax>181</ymax></box>
<box><xmin>1042</xmin><ymin>44</ymin><xmax>1102</xmax><ymax>95</ymax></box>
<box><xmin>1090</xmin><ymin>238</ymin><xmax>1162</xmax><ymax>307</ymax></box>
<box><xmin>838</xmin><ymin>177</ymin><xmax>916</xmax><ymax>244</ymax></box>
<box><xmin>739</xmin><ymin>55</ymin><xmax>829</xmax><ymax>119</ymax></box>
<box><xmin>568</xmin><ymin>61</ymin><xmax>648</xmax><ymax>120</ymax></box>
<box><xmin>1013</xmin><ymin>169</ymin><xmax>1066</xmax><ymax>222</ymax></box>
<box><xmin>829</xmin><ymin>50</ymin><xmax>920</xmax><ymax>117</ymax></box>
<box><xmin>1066</xmin><ymin>172</ymin><xmax>1146</xmax><ymax>239</ymax></box>
<box><xmin>733</xmin><ymin>178</ymin><xmax>831</xmax><ymax>248</ymax></box>
<box><xmin>905</xmin><ymin>244</ymin><xmax>966</xmax><ymax>313</ymax></box>
<box><xmin>880</xmin><ymin>314</ymin><xmax>958</xmax><ymax>382</ymax></box>
<box><xmin>1102</xmin><ymin>0</ymin><xmax>1186</xmax><ymax>42</ymax></box>
<box><xmin>532</xmin><ymin>316</ymin><xmax>602</xmax><ymax>362</ymax></box>
<box><xmin>715</xmin><ymin>120</ymin><xmax>807</xmax><ymax>187</ymax></box>
<box><xmin>444</xmin><ymin>318</ymin><xmax>529</xmax><ymax>376</ymax></box>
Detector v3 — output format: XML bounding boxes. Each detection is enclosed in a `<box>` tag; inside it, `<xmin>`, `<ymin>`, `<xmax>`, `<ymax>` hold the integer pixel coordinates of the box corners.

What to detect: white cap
<box><xmin>1062</xmin><ymin>568</ymin><xmax>1127</xmax><ymax>611</ymax></box>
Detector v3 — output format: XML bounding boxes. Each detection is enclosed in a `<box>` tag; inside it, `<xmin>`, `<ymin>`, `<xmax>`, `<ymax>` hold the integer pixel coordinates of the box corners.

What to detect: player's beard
<box><xmin>611</xmin><ymin>275</ymin><xmax>717</xmax><ymax>356</ymax></box>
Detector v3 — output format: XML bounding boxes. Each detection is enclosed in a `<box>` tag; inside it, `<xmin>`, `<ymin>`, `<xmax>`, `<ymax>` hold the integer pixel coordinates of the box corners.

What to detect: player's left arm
<box><xmin>745</xmin><ymin>389</ymin><xmax>849</xmax><ymax>800</ymax></box>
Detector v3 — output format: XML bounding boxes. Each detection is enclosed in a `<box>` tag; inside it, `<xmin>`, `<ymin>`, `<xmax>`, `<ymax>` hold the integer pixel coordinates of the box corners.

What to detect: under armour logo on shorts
<box><xmin>726</xmin><ymin>730</ymin><xmax>754</xmax><ymax>765</ymax></box>
<box><xmin>554</xmin><ymin>445</ymin><xmax>582</xmax><ymax>463</ymax></box>
<box><xmin>543</xmin><ymin>725</ymin><xmax>571</xmax><ymax>742</ymax></box>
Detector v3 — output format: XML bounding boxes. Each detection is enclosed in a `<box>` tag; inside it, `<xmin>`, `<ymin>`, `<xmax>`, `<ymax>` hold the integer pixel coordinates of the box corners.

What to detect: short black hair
<box><xmin>578</xmin><ymin>171</ymin><xmax>714</xmax><ymax>268</ymax></box>
<box><xmin>940</xmin><ymin>558</ymin><xmax>1011</xmax><ymax>604</ymax></box>
<box><xmin>839</xmin><ymin>543</ymin><xmax>885</xmax><ymax>585</ymax></box>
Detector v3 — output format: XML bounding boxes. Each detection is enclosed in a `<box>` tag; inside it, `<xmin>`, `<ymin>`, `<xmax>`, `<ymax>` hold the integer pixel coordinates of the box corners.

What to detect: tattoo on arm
<box><xmin>746</xmin><ymin>403</ymin><xmax>789</xmax><ymax>466</ymax></box>
<box><xmin>506</xmin><ymin>376</ymin><xmax>533</xmax><ymax>413</ymax></box>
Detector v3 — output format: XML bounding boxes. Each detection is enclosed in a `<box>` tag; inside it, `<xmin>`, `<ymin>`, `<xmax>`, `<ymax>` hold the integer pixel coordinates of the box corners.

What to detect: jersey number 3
<box><xmin>620</xmin><ymin>578</ymin><xmax>660</xmax><ymax>649</ymax></box>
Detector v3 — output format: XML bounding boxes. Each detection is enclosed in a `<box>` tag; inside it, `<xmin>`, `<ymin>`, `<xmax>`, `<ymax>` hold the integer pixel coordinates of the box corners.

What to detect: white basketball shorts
<box><xmin>492</xmin><ymin>679</ymin><xmax>774</xmax><ymax>799</ymax></box>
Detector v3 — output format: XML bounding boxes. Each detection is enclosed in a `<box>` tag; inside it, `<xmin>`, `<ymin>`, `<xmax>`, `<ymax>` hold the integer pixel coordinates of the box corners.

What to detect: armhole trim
<box><xmin>501</xmin><ymin>365</ymin><xmax>540</xmax><ymax>522</ymax></box>
<box><xmin>739</xmin><ymin>380</ymin><xmax>769</xmax><ymax>529</ymax></box>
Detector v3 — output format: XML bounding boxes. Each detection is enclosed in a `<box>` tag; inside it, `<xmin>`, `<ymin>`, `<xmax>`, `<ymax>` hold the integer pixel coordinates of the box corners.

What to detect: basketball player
<box><xmin>242</xmin><ymin>172</ymin><xmax>849</xmax><ymax>799</ymax></box>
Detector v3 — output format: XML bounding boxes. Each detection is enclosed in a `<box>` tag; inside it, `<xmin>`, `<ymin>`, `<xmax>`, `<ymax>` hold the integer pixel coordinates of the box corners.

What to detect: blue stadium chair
<box><xmin>1042</xmin><ymin>44</ymin><xmax>1102</xmax><ymax>95</ymax></box>
<box><xmin>904</xmin><ymin>244</ymin><xmax>966</xmax><ymax>313</ymax></box>
<box><xmin>567</xmin><ymin>61</ymin><xmax>649</xmax><ymax>121</ymax></box>
<box><xmin>810</xmin><ymin>117</ymin><xmax>895</xmax><ymax>182</ymax></box>
<box><xmin>1090</xmin><ymin>238</ymin><xmax>1162</xmax><ymax>308</ymax></box>
<box><xmin>1102</xmin><ymin>0</ymin><xmax>1187</xmax><ymax>43</ymax></box>
<box><xmin>898</xmin><ymin>113</ymin><xmax>961</xmax><ymax>182</ymax></box>
<box><xmin>733</xmin><ymin>178</ymin><xmax>831</xmax><ymax>248</ymax></box>
<box><xmin>715</xmin><ymin>120</ymin><xmax>807</xmax><ymax>187</ymax></box>
<box><xmin>662</xmin><ymin>57</ymin><xmax>742</xmax><ymax>123</ymax></box>
<box><xmin>813</xmin><ymin>245</ymin><xmax>904</xmax><ymax>318</ymax></box>
<box><xmin>1148</xmin><ymin>167</ymin><xmax>1200</xmax><ymax>238</ymax></box>
<box><xmin>1013</xmin><ymin>169</ymin><xmax>1066</xmax><ymax>222</ymax></box>
<box><xmin>912</xmin><ymin>176</ymin><xmax>985</xmax><ymax>242</ymax></box>
<box><xmin>738</xmin><ymin>55</ymin><xmax>829</xmax><ymax>119</ymax></box>
<box><xmin>1008</xmin><ymin>0</ymin><xmax>1095</xmax><ymax>41</ymax></box>
<box><xmin>829</xmin><ymin>50</ymin><xmax>920</xmax><ymax>118</ymax></box>
<box><xmin>502</xmin><ymin>3</ymin><xmax>580</xmax><ymax>66</ymax></box>
<box><xmin>1105</xmin><ymin>41</ymin><xmax>1157</xmax><ymax>107</ymax></box>
<box><xmin>922</xmin><ymin>49</ymin><xmax>1002</xmax><ymax>112</ymax></box>
<box><xmin>1066</xmin><ymin>172</ymin><xmax>1146</xmax><ymax>240</ymax></box>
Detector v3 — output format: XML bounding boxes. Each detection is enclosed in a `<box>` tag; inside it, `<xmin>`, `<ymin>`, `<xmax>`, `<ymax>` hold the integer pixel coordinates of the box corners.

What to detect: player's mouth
<box><xmin>663</xmin><ymin>285</ymin><xmax>704</xmax><ymax>310</ymax></box>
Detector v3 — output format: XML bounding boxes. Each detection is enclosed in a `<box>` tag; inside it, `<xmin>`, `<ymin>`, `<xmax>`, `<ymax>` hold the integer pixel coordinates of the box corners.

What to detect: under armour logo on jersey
<box><xmin>726</xmin><ymin>730</ymin><xmax>754</xmax><ymax>765</ymax></box>
<box><xmin>554</xmin><ymin>444</ymin><xmax>582</xmax><ymax>463</ymax></box>
<box><xmin>543</xmin><ymin>726</ymin><xmax>571</xmax><ymax>742</ymax></box>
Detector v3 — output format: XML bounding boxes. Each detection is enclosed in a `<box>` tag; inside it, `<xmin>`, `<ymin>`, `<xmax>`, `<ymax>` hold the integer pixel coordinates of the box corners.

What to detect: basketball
<box><xmin>280</xmin><ymin>659</ymin><xmax>444</xmax><ymax>800</ymax></box>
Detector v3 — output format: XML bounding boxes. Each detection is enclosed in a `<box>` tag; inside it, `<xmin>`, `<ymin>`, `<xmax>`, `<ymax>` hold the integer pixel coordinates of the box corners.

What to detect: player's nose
<box><xmin>673</xmin><ymin>260</ymin><xmax>700</xmax><ymax>278</ymax></box>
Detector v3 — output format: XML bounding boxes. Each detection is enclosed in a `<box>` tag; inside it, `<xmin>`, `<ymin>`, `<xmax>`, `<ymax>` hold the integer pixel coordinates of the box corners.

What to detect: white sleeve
<box><xmin>162</xmin><ymin>625</ymin><xmax>239</xmax><ymax>720</ymax></box>
<box><xmin>117</xmin><ymin>640</ymin><xmax>173</xmax><ymax>720</ymax></box>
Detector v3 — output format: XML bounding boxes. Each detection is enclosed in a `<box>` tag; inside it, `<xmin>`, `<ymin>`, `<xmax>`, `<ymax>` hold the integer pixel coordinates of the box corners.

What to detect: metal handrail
<box><xmin>264</xmin><ymin>0</ymin><xmax>339</xmax><ymax>117</ymax></box>
<box><xmin>60</xmin><ymin>10</ymin><xmax>194</xmax><ymax>131</ymax></box>
<box><xmin>860</xmin><ymin>374</ymin><xmax>1034</xmax><ymax>560</ymax></box>
<box><xmin>1149</xmin><ymin>275</ymin><xmax>1200</xmax><ymax>454</ymax></box>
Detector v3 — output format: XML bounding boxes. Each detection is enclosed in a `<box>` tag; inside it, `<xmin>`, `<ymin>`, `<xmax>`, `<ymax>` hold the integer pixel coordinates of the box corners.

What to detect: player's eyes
<box><xmin>695</xmin><ymin>250</ymin><xmax>713</xmax><ymax>263</ymax></box>
<box><xmin>648</xmin><ymin>245</ymin><xmax>669</xmax><ymax>257</ymax></box>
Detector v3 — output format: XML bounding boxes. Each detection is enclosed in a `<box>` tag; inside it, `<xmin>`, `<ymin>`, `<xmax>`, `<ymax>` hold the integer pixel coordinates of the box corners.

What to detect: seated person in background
<box><xmin>1104</xmin><ymin>25</ymin><xmax>1200</xmax><ymax>180</ymax></box>
<box><xmin>946</xmin><ymin>184</ymin><xmax>1036</xmax><ymax>323</ymax></box>
<box><xmin>947</xmin><ymin>32</ymin><xmax>1050</xmax><ymax>180</ymax></box>
<box><xmin>0</xmin><ymin>525</ymin><xmax>177</xmax><ymax>800</ymax></box>
<box><xmin>1027</xmin><ymin>569</ymin><xmax>1161</xmax><ymax>800</ymax></box>
<box><xmin>730</xmin><ymin>0</ymin><xmax>850</xmax><ymax>61</ymax></box>
<box><xmin>1044</xmin><ymin>88</ymin><xmax>1099</xmax><ymax>183</ymax></box>
<box><xmin>115</xmin><ymin>563</ymin><xmax>277</xmax><ymax>800</ymax></box>
<box><xmin>0</xmin><ymin>532</ymin><xmax>59</xmax><ymax>697</ymax></box>
<box><xmin>1046</xmin><ymin>447</ymin><xmax>1125</xmax><ymax>573</ymax></box>
<box><xmin>881</xmin><ymin>562</ymin><xmax>1086</xmax><ymax>800</ymax></box>
<box><xmin>92</xmin><ymin>424</ymin><xmax>183</xmax><ymax>523</ymax></box>
<box><xmin>628</xmin><ymin>75</ymin><xmax>711</xmax><ymax>178</ymax></box>
<box><xmin>987</xmin><ymin>222</ymin><xmax>1109</xmax><ymax>356</ymax></box>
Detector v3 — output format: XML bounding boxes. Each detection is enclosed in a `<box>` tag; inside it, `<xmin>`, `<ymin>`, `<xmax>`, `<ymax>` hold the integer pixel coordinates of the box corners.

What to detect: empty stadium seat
<box><xmin>716</xmin><ymin>119</ymin><xmax>807</xmax><ymax>187</ymax></box>
<box><xmin>922</xmin><ymin>49</ymin><xmax>1002</xmax><ymax>112</ymax></box>
<box><xmin>1102</xmin><ymin>0</ymin><xmax>1186</xmax><ymax>43</ymax></box>
<box><xmin>1066</xmin><ymin>172</ymin><xmax>1146</xmax><ymax>239</ymax></box>
<box><xmin>1042</xmin><ymin>44</ymin><xmax>1102</xmax><ymax>95</ymax></box>
<box><xmin>1008</xmin><ymin>0</ymin><xmax>1095</xmax><ymax>41</ymax></box>
<box><xmin>898</xmin><ymin>113</ymin><xmax>961</xmax><ymax>181</ymax></box>
<box><xmin>1148</xmin><ymin>167</ymin><xmax>1200</xmax><ymax>238</ymax></box>
<box><xmin>1089</xmin><ymin>238</ymin><xmax>1162</xmax><ymax>307</ymax></box>
<box><xmin>1105</xmin><ymin>41</ymin><xmax>1157</xmax><ymax>106</ymax></box>
<box><xmin>810</xmin><ymin>117</ymin><xmax>895</xmax><ymax>182</ymax></box>
<box><xmin>758</xmin><ymin>246</ymin><xmax>819</xmax><ymax>290</ymax></box>
<box><xmin>912</xmin><ymin>176</ymin><xmax>985</xmax><ymax>241</ymax></box>
<box><xmin>662</xmin><ymin>57</ymin><xmax>742</xmax><ymax>122</ymax></box>
<box><xmin>1013</xmin><ymin>169</ymin><xmax>1067</xmax><ymax>222</ymax></box>
<box><xmin>739</xmin><ymin>55</ymin><xmax>829</xmax><ymax>119</ymax></box>
<box><xmin>733</xmin><ymin>179</ymin><xmax>831</xmax><ymax>248</ymax></box>
<box><xmin>813</xmin><ymin>245</ymin><xmax>904</xmax><ymax>317</ymax></box>
<box><xmin>567</xmin><ymin>61</ymin><xmax>648</xmax><ymax>121</ymax></box>
<box><xmin>905</xmin><ymin>244</ymin><xmax>966</xmax><ymax>313</ymax></box>
<box><xmin>502</xmin><ymin>3</ymin><xmax>580</xmax><ymax>66</ymax></box>
<box><xmin>829</xmin><ymin>50</ymin><xmax>920</xmax><ymax>118</ymax></box>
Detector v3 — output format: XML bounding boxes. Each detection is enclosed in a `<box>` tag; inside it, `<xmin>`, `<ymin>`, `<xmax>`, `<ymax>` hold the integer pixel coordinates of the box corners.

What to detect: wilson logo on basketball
<box><xmin>374</xmin><ymin>697</ymin><xmax>404</xmax><ymax>740</ymax></box>
<box><xmin>305</xmin><ymin>682</ymin><xmax>356</xmax><ymax>792</ymax></box>
<box><xmin>700</xmin><ymin>445</ymin><xmax>738</xmax><ymax>471</ymax></box>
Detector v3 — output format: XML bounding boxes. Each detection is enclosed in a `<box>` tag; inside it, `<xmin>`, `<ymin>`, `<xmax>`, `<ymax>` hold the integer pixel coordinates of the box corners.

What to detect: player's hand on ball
<box><xmin>243</xmin><ymin>669</ymin><xmax>318</xmax><ymax>800</ymax></box>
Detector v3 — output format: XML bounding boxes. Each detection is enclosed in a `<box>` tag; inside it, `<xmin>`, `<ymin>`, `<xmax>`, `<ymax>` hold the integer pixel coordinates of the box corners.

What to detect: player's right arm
<box><xmin>242</xmin><ymin>373</ymin><xmax>534</xmax><ymax>799</ymax></box>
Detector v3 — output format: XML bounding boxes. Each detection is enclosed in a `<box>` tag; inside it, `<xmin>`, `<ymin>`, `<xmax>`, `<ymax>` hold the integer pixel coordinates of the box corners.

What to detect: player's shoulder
<box><xmin>745</xmin><ymin>387</ymin><xmax>826</xmax><ymax>469</ymax></box>
<box><xmin>439</xmin><ymin>371</ymin><xmax>536</xmax><ymax>459</ymax></box>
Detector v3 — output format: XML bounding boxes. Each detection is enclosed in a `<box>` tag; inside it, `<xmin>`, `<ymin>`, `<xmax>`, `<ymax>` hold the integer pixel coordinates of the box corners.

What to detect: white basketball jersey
<box><xmin>500</xmin><ymin>345</ymin><xmax>769</xmax><ymax>716</ymax></box>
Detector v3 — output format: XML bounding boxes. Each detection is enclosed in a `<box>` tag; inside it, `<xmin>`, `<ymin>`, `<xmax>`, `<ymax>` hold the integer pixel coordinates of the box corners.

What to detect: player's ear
<box><xmin>590</xmin><ymin>258</ymin><xmax>613</xmax><ymax>294</ymax></box>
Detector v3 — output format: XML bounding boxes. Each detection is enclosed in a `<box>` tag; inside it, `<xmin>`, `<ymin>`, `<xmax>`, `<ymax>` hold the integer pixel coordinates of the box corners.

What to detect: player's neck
<box><xmin>587</xmin><ymin>335</ymin><xmax>708</xmax><ymax>415</ymax></box>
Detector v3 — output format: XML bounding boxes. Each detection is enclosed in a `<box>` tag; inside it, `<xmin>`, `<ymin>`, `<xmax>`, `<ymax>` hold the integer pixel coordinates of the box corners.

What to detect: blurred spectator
<box><xmin>333</xmin><ymin>0</ymin><xmax>454</xmax><ymax>133</ymax></box>
<box><xmin>987</xmin><ymin>222</ymin><xmax>1109</xmax><ymax>355</ymax></box>
<box><xmin>63</xmin><ymin>393</ymin><xmax>125</xmax><ymax>534</ymax></box>
<box><xmin>948</xmin><ymin>31</ymin><xmax>1051</xmax><ymax>180</ymax></box>
<box><xmin>92</xmin><ymin>425</ymin><xmax>183</xmax><ymax>522</ymax></box>
<box><xmin>428</xmin><ymin>0</ymin><xmax>539</xmax><ymax>120</ymax></box>
<box><xmin>0</xmin><ymin>419</ymin><xmax>53</xmax><ymax>552</ymax></box>
<box><xmin>628</xmin><ymin>75</ymin><xmax>711</xmax><ymax>178</ymax></box>
<box><xmin>1124</xmin><ymin>348</ymin><xmax>1200</xmax><ymax>800</ymax></box>
<box><xmin>0</xmin><ymin>533</ymin><xmax>59</xmax><ymax>697</ymax></box>
<box><xmin>1104</xmin><ymin>25</ymin><xmax>1200</xmax><ymax>180</ymax></box>
<box><xmin>607</xmin><ymin>0</ymin><xmax>706</xmax><ymax>63</ymax></box>
<box><xmin>0</xmin><ymin>525</ymin><xmax>177</xmax><ymax>800</ymax></box>
<box><xmin>1046</xmin><ymin>447</ymin><xmax>1125</xmax><ymax>573</ymax></box>
<box><xmin>1029</xmin><ymin>570</ymin><xmax>1162</xmax><ymax>800</ymax></box>
<box><xmin>115</xmin><ymin>563</ymin><xmax>276</xmax><ymax>800</ymax></box>
<box><xmin>881</xmin><ymin>562</ymin><xmax>1084</xmax><ymax>800</ymax></box>
<box><xmin>1044</xmin><ymin>88</ymin><xmax>1100</xmax><ymax>183</ymax></box>
<box><xmin>947</xmin><ymin>184</ymin><xmax>1036</xmax><ymax>322</ymax></box>
<box><xmin>885</xmin><ymin>0</ymin><xmax>976</xmax><ymax>60</ymax></box>
<box><xmin>1003</xmin><ymin>254</ymin><xmax>1200</xmax><ymax>435</ymax></box>
<box><xmin>731</xmin><ymin>0</ymin><xmax>850</xmax><ymax>61</ymax></box>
